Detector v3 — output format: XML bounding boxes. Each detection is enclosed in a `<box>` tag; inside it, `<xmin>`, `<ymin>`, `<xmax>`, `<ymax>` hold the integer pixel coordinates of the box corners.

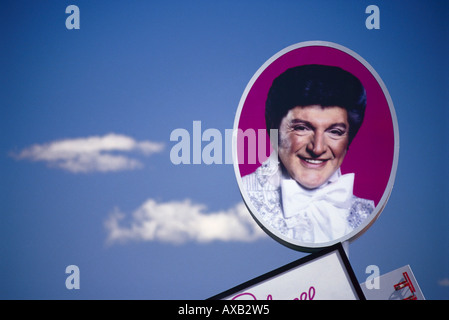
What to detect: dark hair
<box><xmin>265</xmin><ymin>64</ymin><xmax>367</xmax><ymax>144</ymax></box>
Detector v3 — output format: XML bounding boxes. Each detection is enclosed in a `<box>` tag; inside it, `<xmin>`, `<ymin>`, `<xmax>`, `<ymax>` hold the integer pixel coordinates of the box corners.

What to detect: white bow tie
<box><xmin>281</xmin><ymin>173</ymin><xmax>354</xmax><ymax>219</ymax></box>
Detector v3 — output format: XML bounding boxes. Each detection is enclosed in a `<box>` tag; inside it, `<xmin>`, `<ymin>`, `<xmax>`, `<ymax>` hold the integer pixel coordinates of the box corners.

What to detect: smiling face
<box><xmin>278</xmin><ymin>105</ymin><xmax>350</xmax><ymax>189</ymax></box>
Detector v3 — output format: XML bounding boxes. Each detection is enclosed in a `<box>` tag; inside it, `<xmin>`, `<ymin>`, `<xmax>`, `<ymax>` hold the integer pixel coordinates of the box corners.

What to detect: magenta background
<box><xmin>237</xmin><ymin>45</ymin><xmax>395</xmax><ymax>206</ymax></box>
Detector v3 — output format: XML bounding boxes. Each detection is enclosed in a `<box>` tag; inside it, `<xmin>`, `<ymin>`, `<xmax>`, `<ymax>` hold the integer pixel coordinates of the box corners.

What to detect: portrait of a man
<box><xmin>242</xmin><ymin>64</ymin><xmax>375</xmax><ymax>244</ymax></box>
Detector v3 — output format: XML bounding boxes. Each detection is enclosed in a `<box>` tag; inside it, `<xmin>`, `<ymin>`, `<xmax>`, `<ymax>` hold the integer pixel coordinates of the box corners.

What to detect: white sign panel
<box><xmin>361</xmin><ymin>265</ymin><xmax>425</xmax><ymax>300</ymax></box>
<box><xmin>209</xmin><ymin>243</ymin><xmax>365</xmax><ymax>300</ymax></box>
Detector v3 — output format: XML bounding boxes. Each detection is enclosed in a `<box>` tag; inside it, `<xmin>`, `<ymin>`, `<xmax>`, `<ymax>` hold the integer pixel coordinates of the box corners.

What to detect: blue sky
<box><xmin>1</xmin><ymin>0</ymin><xmax>448</xmax><ymax>299</ymax></box>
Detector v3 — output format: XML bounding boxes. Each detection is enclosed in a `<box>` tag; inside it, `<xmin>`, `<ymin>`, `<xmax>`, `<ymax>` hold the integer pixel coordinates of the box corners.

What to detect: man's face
<box><xmin>278</xmin><ymin>105</ymin><xmax>350</xmax><ymax>189</ymax></box>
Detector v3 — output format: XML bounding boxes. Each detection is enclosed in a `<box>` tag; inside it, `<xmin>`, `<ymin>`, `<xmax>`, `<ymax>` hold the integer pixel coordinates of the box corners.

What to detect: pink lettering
<box><xmin>231</xmin><ymin>286</ymin><xmax>315</xmax><ymax>300</ymax></box>
<box><xmin>293</xmin><ymin>286</ymin><xmax>315</xmax><ymax>300</ymax></box>
<box><xmin>232</xmin><ymin>293</ymin><xmax>257</xmax><ymax>300</ymax></box>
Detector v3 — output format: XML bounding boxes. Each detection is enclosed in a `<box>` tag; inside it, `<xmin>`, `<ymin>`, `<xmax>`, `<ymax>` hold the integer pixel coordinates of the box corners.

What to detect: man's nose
<box><xmin>307</xmin><ymin>131</ymin><xmax>327</xmax><ymax>156</ymax></box>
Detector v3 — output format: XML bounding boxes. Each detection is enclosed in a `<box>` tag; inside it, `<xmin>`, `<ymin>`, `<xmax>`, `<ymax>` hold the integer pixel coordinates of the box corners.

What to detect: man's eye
<box><xmin>293</xmin><ymin>125</ymin><xmax>309</xmax><ymax>131</ymax></box>
<box><xmin>329</xmin><ymin>129</ymin><xmax>345</xmax><ymax>136</ymax></box>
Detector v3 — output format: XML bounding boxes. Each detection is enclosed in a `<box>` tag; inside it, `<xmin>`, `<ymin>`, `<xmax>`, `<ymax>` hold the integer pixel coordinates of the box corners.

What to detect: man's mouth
<box><xmin>304</xmin><ymin>159</ymin><xmax>325</xmax><ymax>164</ymax></box>
<box><xmin>299</xmin><ymin>156</ymin><xmax>329</xmax><ymax>167</ymax></box>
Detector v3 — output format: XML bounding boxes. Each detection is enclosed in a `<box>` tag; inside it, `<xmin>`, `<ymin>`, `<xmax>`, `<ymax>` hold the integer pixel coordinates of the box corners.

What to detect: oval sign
<box><xmin>233</xmin><ymin>41</ymin><xmax>399</xmax><ymax>252</ymax></box>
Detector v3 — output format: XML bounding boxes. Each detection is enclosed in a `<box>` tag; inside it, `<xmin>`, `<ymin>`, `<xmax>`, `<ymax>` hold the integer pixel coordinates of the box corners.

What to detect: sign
<box><xmin>361</xmin><ymin>265</ymin><xmax>425</xmax><ymax>300</ymax></box>
<box><xmin>233</xmin><ymin>41</ymin><xmax>399</xmax><ymax>252</ymax></box>
<box><xmin>209</xmin><ymin>243</ymin><xmax>365</xmax><ymax>300</ymax></box>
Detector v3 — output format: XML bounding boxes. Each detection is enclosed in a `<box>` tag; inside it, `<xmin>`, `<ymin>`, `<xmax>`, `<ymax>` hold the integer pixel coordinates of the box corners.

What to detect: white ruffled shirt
<box><xmin>242</xmin><ymin>156</ymin><xmax>374</xmax><ymax>244</ymax></box>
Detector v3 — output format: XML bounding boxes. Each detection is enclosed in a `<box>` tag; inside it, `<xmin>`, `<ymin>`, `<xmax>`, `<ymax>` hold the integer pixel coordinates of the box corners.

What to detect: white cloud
<box><xmin>438</xmin><ymin>278</ymin><xmax>449</xmax><ymax>287</ymax></box>
<box><xmin>104</xmin><ymin>199</ymin><xmax>267</xmax><ymax>245</ymax></box>
<box><xmin>11</xmin><ymin>133</ymin><xmax>164</xmax><ymax>173</ymax></box>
